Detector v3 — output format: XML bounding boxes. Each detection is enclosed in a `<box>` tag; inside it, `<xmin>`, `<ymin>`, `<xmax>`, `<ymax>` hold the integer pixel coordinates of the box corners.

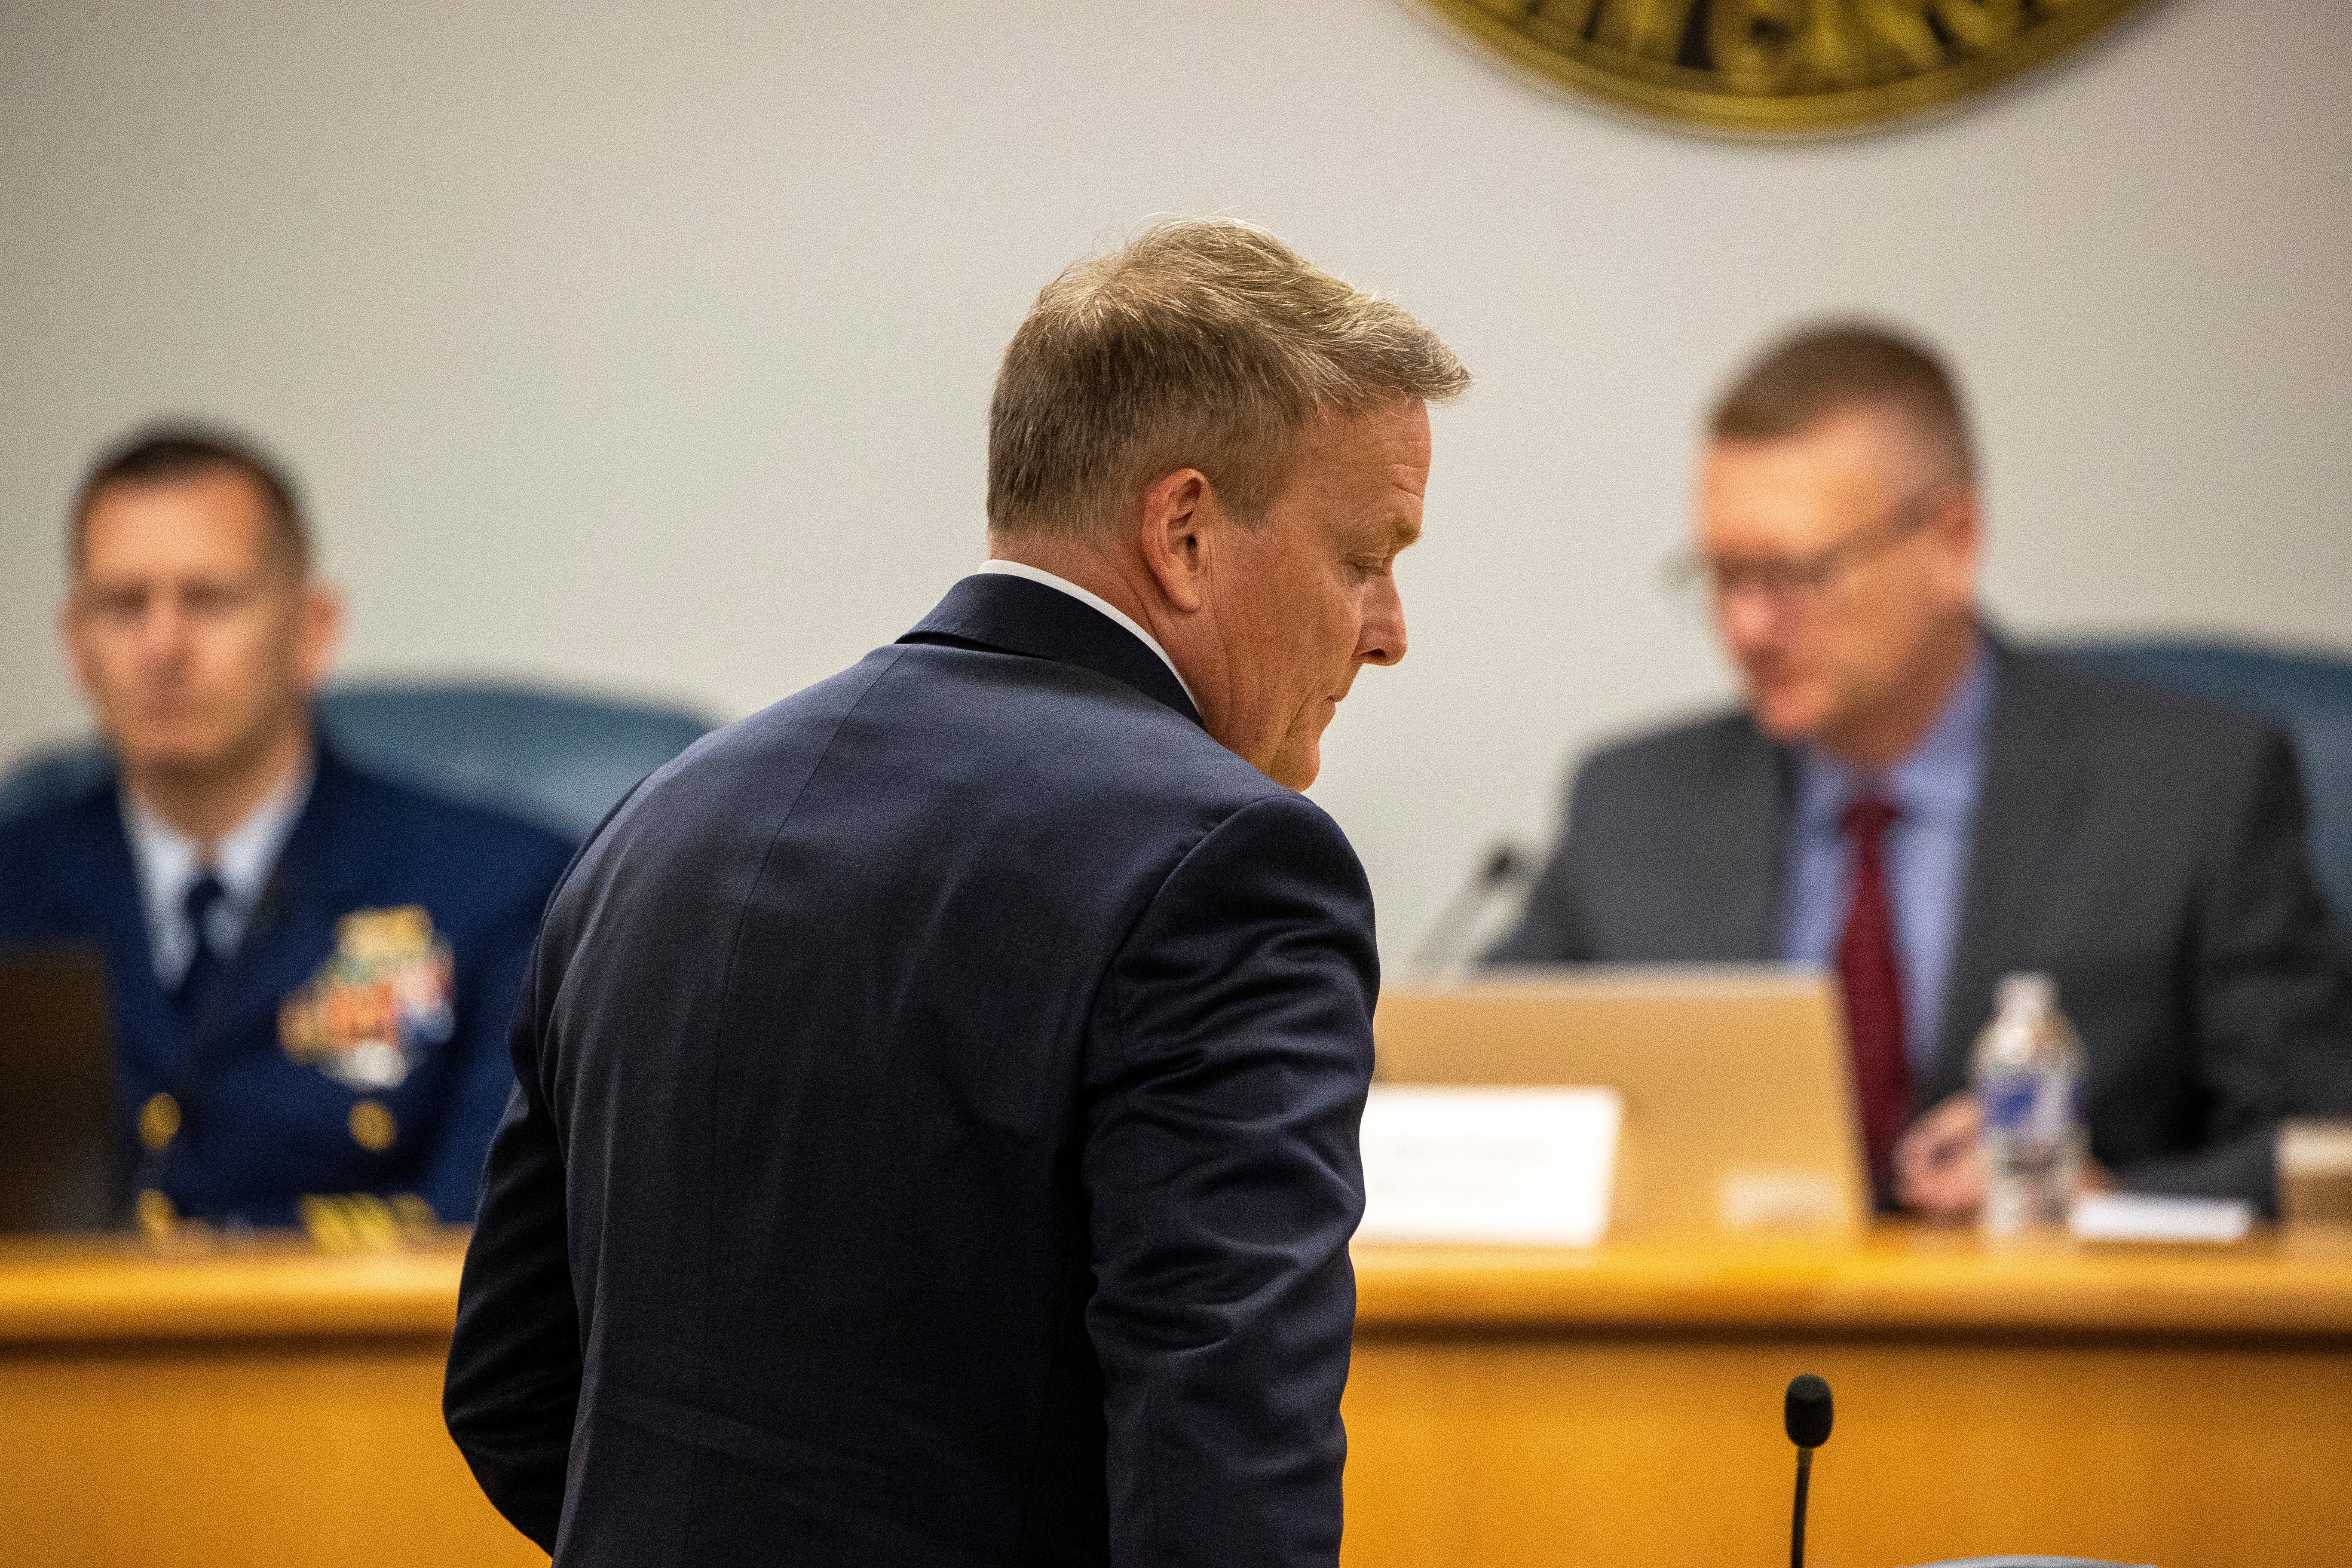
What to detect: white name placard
<box><xmin>1356</xmin><ymin>1085</ymin><xmax>1623</xmax><ymax>1247</ymax></box>
<box><xmin>2068</xmin><ymin>1191</ymin><xmax>2254</xmax><ymax>1244</ymax></box>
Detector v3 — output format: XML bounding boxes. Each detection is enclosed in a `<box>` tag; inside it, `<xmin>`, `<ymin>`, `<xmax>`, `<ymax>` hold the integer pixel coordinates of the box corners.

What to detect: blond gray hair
<box><xmin>986</xmin><ymin>218</ymin><xmax>1470</xmax><ymax>542</ymax></box>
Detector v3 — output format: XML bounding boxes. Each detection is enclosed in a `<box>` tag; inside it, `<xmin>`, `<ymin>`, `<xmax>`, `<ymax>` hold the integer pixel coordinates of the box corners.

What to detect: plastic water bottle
<box><xmin>1972</xmin><ymin>972</ymin><xmax>2086</xmax><ymax>1236</ymax></box>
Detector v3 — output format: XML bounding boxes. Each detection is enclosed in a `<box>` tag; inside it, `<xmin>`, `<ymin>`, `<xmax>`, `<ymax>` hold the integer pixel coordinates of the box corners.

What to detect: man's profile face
<box><xmin>1697</xmin><ymin>404</ymin><xmax>1976</xmax><ymax>755</ymax></box>
<box><xmin>1204</xmin><ymin>399</ymin><xmax>1429</xmax><ymax>790</ymax></box>
<box><xmin>63</xmin><ymin>468</ymin><xmax>337</xmax><ymax>786</ymax></box>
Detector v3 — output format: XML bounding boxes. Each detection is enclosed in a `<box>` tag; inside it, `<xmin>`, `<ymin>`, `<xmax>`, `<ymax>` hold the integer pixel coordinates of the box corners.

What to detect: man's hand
<box><xmin>1893</xmin><ymin>1091</ymin><xmax>1988</xmax><ymax>1222</ymax></box>
<box><xmin>1894</xmin><ymin>1090</ymin><xmax>2116</xmax><ymax>1222</ymax></box>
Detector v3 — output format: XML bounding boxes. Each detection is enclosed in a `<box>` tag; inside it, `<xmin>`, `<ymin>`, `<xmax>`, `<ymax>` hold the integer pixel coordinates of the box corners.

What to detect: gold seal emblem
<box><xmin>1409</xmin><ymin>0</ymin><xmax>2153</xmax><ymax>138</ymax></box>
<box><xmin>279</xmin><ymin>906</ymin><xmax>455</xmax><ymax>1091</ymax></box>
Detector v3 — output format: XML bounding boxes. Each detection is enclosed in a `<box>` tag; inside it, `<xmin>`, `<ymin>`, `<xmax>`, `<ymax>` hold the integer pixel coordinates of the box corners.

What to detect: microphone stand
<box><xmin>1790</xmin><ymin>1444</ymin><xmax>1813</xmax><ymax>1568</ymax></box>
<box><xmin>1782</xmin><ymin>1374</ymin><xmax>1832</xmax><ymax>1568</ymax></box>
<box><xmin>1407</xmin><ymin>842</ymin><xmax>1534</xmax><ymax>979</ymax></box>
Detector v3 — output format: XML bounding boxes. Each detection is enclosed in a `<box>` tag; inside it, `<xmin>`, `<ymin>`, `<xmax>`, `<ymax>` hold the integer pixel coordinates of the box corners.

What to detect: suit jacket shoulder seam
<box><xmin>1097</xmin><ymin>790</ymin><xmax>1329</xmax><ymax>1073</ymax></box>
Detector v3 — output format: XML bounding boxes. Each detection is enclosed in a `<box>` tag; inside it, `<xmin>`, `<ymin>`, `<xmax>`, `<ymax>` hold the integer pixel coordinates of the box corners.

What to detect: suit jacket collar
<box><xmin>898</xmin><ymin>572</ymin><xmax>1204</xmax><ymax>728</ymax></box>
<box><xmin>1718</xmin><ymin>720</ymin><xmax>1797</xmax><ymax>962</ymax></box>
<box><xmin>53</xmin><ymin>779</ymin><xmax>164</xmax><ymax>1009</ymax></box>
<box><xmin>1924</xmin><ymin>631</ymin><xmax>2091</xmax><ymax>1100</ymax></box>
<box><xmin>254</xmin><ymin>741</ymin><xmax>371</xmax><ymax>920</ymax></box>
<box><xmin>92</xmin><ymin>739</ymin><xmax>374</xmax><ymax>925</ymax></box>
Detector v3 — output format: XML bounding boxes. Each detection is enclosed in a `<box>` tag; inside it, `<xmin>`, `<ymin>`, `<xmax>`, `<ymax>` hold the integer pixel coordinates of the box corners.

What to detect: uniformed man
<box><xmin>0</xmin><ymin>428</ymin><xmax>573</xmax><ymax>1228</ymax></box>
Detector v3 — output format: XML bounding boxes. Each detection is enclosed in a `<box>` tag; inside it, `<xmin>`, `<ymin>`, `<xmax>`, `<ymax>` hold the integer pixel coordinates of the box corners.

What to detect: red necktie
<box><xmin>1838</xmin><ymin>797</ymin><xmax>1911</xmax><ymax>1186</ymax></box>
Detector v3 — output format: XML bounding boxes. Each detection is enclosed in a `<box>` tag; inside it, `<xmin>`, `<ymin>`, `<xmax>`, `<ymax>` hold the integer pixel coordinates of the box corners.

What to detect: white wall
<box><xmin>4</xmin><ymin>0</ymin><xmax>2347</xmax><ymax>963</ymax></box>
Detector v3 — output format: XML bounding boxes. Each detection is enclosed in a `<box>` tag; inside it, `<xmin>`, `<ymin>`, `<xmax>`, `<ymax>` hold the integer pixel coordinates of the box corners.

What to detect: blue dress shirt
<box><xmin>1781</xmin><ymin>638</ymin><xmax>1997</xmax><ymax>1072</ymax></box>
<box><xmin>121</xmin><ymin>753</ymin><xmax>314</xmax><ymax>987</ymax></box>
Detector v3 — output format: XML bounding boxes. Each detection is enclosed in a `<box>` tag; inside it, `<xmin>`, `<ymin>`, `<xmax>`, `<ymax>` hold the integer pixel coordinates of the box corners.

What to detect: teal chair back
<box><xmin>8</xmin><ymin>648</ymin><xmax>2343</xmax><ymax>918</ymax></box>
<box><xmin>0</xmin><ymin>682</ymin><xmax>716</xmax><ymax>842</ymax></box>
<box><xmin>2044</xmin><ymin>639</ymin><xmax>2352</xmax><ymax>928</ymax></box>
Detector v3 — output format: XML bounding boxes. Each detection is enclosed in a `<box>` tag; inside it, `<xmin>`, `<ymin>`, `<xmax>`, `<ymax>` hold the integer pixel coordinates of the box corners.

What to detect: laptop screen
<box><xmin>0</xmin><ymin>944</ymin><xmax>122</xmax><ymax>1233</ymax></box>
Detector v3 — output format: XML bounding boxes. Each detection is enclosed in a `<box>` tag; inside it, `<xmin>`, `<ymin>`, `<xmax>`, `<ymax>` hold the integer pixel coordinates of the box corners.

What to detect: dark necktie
<box><xmin>172</xmin><ymin>871</ymin><xmax>229</xmax><ymax>1030</ymax></box>
<box><xmin>1837</xmin><ymin>797</ymin><xmax>1912</xmax><ymax>1188</ymax></box>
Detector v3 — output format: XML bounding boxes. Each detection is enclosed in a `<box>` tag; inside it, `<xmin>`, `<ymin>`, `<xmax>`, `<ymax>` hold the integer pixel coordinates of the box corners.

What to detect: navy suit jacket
<box><xmin>1491</xmin><ymin>638</ymin><xmax>2352</xmax><ymax>1207</ymax></box>
<box><xmin>445</xmin><ymin>573</ymin><xmax>1379</xmax><ymax>1567</ymax></box>
<box><xmin>0</xmin><ymin>744</ymin><xmax>571</xmax><ymax>1224</ymax></box>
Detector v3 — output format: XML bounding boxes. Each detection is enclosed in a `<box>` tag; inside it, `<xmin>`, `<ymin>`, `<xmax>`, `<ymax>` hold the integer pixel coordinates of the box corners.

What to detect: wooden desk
<box><xmin>0</xmin><ymin>1231</ymin><xmax>539</xmax><ymax>1568</ymax></box>
<box><xmin>1346</xmin><ymin>1226</ymin><xmax>2352</xmax><ymax>1568</ymax></box>
<box><xmin>2</xmin><ymin>1227</ymin><xmax>2346</xmax><ymax>1567</ymax></box>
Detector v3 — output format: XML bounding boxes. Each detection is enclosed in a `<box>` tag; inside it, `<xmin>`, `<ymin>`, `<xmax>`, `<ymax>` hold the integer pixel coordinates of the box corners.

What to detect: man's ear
<box><xmin>1136</xmin><ymin>469</ymin><xmax>1215</xmax><ymax>615</ymax></box>
<box><xmin>1929</xmin><ymin>484</ymin><xmax>1981</xmax><ymax>610</ymax></box>
<box><xmin>295</xmin><ymin>580</ymin><xmax>343</xmax><ymax>693</ymax></box>
<box><xmin>57</xmin><ymin>596</ymin><xmax>98</xmax><ymax>704</ymax></box>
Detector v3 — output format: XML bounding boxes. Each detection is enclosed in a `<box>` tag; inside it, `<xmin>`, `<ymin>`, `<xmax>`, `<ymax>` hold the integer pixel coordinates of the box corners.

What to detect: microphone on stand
<box><xmin>1408</xmin><ymin>842</ymin><xmax>1535</xmax><ymax>977</ymax></box>
<box><xmin>1784</xmin><ymin>1374</ymin><xmax>1833</xmax><ymax>1568</ymax></box>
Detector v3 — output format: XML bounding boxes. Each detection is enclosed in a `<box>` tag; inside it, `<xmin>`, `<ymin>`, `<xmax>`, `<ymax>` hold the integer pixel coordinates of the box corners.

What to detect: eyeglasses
<box><xmin>1662</xmin><ymin>478</ymin><xmax>1958</xmax><ymax>613</ymax></box>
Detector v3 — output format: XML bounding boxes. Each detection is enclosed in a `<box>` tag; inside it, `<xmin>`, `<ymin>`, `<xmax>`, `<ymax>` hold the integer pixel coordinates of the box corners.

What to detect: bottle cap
<box><xmin>1996</xmin><ymin>971</ymin><xmax>2057</xmax><ymax>1013</ymax></box>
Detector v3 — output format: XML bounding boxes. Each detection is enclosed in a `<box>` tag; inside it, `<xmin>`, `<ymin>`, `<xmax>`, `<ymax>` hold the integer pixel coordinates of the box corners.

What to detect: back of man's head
<box><xmin>986</xmin><ymin>217</ymin><xmax>1470</xmax><ymax>544</ymax></box>
<box><xmin>1710</xmin><ymin>322</ymin><xmax>1974</xmax><ymax>483</ymax></box>
<box><xmin>71</xmin><ymin>425</ymin><xmax>310</xmax><ymax>576</ymax></box>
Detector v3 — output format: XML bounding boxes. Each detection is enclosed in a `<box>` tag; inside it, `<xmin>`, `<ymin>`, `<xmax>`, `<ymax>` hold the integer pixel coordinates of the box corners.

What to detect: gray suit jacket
<box><xmin>1491</xmin><ymin>638</ymin><xmax>2352</xmax><ymax>1207</ymax></box>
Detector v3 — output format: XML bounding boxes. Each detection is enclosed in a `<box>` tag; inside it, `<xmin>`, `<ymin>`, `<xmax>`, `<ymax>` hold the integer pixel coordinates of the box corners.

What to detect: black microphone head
<box><xmin>1481</xmin><ymin>843</ymin><xmax>1525</xmax><ymax>885</ymax></box>
<box><xmin>1784</xmin><ymin>1375</ymin><xmax>1833</xmax><ymax>1449</ymax></box>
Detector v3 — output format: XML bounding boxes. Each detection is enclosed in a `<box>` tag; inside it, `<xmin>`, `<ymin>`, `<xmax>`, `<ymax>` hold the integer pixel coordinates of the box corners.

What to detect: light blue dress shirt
<box><xmin>121</xmin><ymin>754</ymin><xmax>314</xmax><ymax>988</ymax></box>
<box><xmin>1780</xmin><ymin>640</ymin><xmax>1996</xmax><ymax>1073</ymax></box>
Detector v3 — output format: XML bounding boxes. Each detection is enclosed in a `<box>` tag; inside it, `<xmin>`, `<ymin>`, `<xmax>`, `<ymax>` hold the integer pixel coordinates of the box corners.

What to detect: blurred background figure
<box><xmin>0</xmin><ymin>428</ymin><xmax>574</xmax><ymax>1227</ymax></box>
<box><xmin>1490</xmin><ymin>325</ymin><xmax>2352</xmax><ymax>1215</ymax></box>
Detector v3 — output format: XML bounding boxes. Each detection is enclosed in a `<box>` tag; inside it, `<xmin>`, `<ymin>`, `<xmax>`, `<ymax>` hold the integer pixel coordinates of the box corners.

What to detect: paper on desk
<box><xmin>1357</xmin><ymin>1085</ymin><xmax>1621</xmax><ymax>1247</ymax></box>
<box><xmin>2067</xmin><ymin>1191</ymin><xmax>2254</xmax><ymax>1244</ymax></box>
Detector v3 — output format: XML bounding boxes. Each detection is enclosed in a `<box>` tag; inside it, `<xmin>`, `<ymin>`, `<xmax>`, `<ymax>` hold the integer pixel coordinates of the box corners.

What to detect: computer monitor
<box><xmin>0</xmin><ymin>945</ymin><xmax>123</xmax><ymax>1232</ymax></box>
<box><xmin>1375</xmin><ymin>965</ymin><xmax>1868</xmax><ymax>1241</ymax></box>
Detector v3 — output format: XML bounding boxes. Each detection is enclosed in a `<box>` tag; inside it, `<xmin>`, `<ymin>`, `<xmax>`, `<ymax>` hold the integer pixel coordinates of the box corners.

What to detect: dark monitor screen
<box><xmin>0</xmin><ymin>945</ymin><xmax>122</xmax><ymax>1232</ymax></box>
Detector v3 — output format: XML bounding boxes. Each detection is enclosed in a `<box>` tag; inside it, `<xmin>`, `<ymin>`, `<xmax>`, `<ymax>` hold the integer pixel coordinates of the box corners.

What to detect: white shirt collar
<box><xmin>975</xmin><ymin>559</ymin><xmax>1200</xmax><ymax>710</ymax></box>
<box><xmin>122</xmin><ymin>750</ymin><xmax>315</xmax><ymax>985</ymax></box>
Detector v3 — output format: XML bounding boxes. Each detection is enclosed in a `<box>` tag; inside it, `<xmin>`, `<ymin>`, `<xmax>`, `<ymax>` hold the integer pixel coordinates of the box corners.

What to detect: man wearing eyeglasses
<box><xmin>1491</xmin><ymin>323</ymin><xmax>2352</xmax><ymax>1218</ymax></box>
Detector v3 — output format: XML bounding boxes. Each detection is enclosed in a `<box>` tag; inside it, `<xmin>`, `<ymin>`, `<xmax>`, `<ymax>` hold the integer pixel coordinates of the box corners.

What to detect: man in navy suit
<box><xmin>0</xmin><ymin>429</ymin><xmax>571</xmax><ymax>1228</ymax></box>
<box><xmin>444</xmin><ymin>219</ymin><xmax>1470</xmax><ymax>1565</ymax></box>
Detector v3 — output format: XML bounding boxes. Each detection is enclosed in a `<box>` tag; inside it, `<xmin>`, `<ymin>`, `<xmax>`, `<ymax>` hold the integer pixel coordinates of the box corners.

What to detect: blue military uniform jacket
<box><xmin>0</xmin><ymin>742</ymin><xmax>572</xmax><ymax>1225</ymax></box>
